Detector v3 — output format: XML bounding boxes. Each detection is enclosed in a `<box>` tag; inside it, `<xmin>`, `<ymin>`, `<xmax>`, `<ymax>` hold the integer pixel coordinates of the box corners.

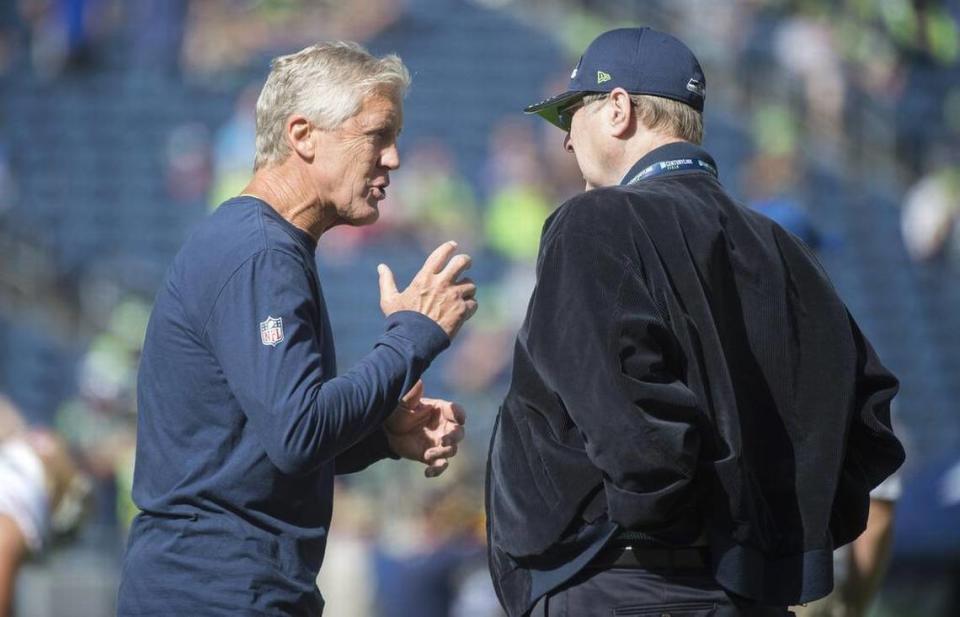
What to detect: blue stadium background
<box><xmin>0</xmin><ymin>0</ymin><xmax>958</xmax><ymax>615</ymax></box>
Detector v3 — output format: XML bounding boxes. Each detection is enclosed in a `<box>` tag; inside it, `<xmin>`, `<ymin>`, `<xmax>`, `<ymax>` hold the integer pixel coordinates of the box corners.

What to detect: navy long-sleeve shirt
<box><xmin>117</xmin><ymin>196</ymin><xmax>449</xmax><ymax>616</ymax></box>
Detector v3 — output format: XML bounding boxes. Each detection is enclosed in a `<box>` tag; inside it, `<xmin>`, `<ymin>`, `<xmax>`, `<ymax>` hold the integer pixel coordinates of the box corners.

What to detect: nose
<box><xmin>380</xmin><ymin>142</ymin><xmax>400</xmax><ymax>170</ymax></box>
<box><xmin>562</xmin><ymin>132</ymin><xmax>573</xmax><ymax>154</ymax></box>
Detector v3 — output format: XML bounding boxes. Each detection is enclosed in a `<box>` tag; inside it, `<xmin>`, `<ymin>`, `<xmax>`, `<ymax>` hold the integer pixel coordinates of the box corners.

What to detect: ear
<box><xmin>285</xmin><ymin>114</ymin><xmax>315</xmax><ymax>161</ymax></box>
<box><xmin>606</xmin><ymin>88</ymin><xmax>634</xmax><ymax>139</ymax></box>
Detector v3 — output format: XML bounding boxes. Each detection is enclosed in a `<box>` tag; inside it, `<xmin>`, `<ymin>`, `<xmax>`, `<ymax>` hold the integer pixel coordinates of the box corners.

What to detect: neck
<box><xmin>241</xmin><ymin>161</ymin><xmax>337</xmax><ymax>241</ymax></box>
<box><xmin>611</xmin><ymin>133</ymin><xmax>686</xmax><ymax>186</ymax></box>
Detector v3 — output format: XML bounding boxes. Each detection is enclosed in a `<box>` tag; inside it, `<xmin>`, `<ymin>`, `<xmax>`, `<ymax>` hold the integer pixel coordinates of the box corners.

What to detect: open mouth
<box><xmin>370</xmin><ymin>180</ymin><xmax>390</xmax><ymax>201</ymax></box>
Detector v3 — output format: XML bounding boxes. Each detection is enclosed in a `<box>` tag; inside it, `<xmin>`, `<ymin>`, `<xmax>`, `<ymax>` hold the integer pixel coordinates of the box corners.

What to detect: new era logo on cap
<box><xmin>597</xmin><ymin>70</ymin><xmax>612</xmax><ymax>84</ymax></box>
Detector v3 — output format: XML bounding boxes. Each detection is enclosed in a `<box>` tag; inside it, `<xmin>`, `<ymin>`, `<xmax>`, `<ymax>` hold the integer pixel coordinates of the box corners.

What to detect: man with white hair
<box><xmin>117</xmin><ymin>42</ymin><xmax>477</xmax><ymax>616</ymax></box>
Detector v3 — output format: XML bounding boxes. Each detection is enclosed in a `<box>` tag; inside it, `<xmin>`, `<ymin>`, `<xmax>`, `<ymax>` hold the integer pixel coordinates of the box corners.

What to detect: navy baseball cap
<box><xmin>526</xmin><ymin>27</ymin><xmax>706</xmax><ymax>130</ymax></box>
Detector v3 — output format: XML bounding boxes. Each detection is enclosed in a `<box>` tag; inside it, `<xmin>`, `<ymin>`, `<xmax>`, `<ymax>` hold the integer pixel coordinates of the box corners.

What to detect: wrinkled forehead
<box><xmin>356</xmin><ymin>88</ymin><xmax>404</xmax><ymax>129</ymax></box>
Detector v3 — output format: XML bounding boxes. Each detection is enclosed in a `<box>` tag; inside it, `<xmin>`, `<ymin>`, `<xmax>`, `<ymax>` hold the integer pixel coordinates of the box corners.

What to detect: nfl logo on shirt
<box><xmin>259</xmin><ymin>316</ymin><xmax>284</xmax><ymax>347</ymax></box>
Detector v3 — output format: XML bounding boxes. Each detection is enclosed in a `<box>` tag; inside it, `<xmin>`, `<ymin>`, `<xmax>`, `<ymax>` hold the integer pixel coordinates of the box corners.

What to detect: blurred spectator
<box><xmin>773</xmin><ymin>14</ymin><xmax>845</xmax><ymax>142</ymax></box>
<box><xmin>451</xmin><ymin>566</ymin><xmax>504</xmax><ymax>617</ymax></box>
<box><xmin>373</xmin><ymin>483</ymin><xmax>486</xmax><ymax>617</ymax></box>
<box><xmin>445</xmin><ymin>119</ymin><xmax>554</xmax><ymax>394</ymax></box>
<box><xmin>741</xmin><ymin>104</ymin><xmax>824</xmax><ymax>249</ymax></box>
<box><xmin>181</xmin><ymin>0</ymin><xmax>402</xmax><ymax>77</ymax></box>
<box><xmin>317</xmin><ymin>484</ymin><xmax>378</xmax><ymax>617</ymax></box>
<box><xmin>0</xmin><ymin>1</ymin><xmax>959</xmax><ymax>615</ymax></box>
<box><xmin>0</xmin><ymin>396</ymin><xmax>92</xmax><ymax>617</ymax></box>
<box><xmin>742</xmin><ymin>151</ymin><xmax>823</xmax><ymax>249</ymax></box>
<box><xmin>165</xmin><ymin>122</ymin><xmax>213</xmax><ymax>204</ymax></box>
<box><xmin>484</xmin><ymin>118</ymin><xmax>546</xmax><ymax>193</ymax></box>
<box><xmin>901</xmin><ymin>164</ymin><xmax>960</xmax><ymax>263</ymax></box>
<box><xmin>209</xmin><ymin>83</ymin><xmax>259</xmax><ymax>209</ymax></box>
<box><xmin>483</xmin><ymin>118</ymin><xmax>552</xmax><ymax>263</ymax></box>
<box><xmin>0</xmin><ymin>143</ymin><xmax>16</xmax><ymax>216</ymax></box>
<box><xmin>16</xmin><ymin>0</ymin><xmax>118</xmax><ymax>76</ymax></box>
<box><xmin>127</xmin><ymin>0</ymin><xmax>187</xmax><ymax>75</ymax></box>
<box><xmin>55</xmin><ymin>296</ymin><xmax>147</xmax><ymax>532</ymax></box>
<box><xmin>385</xmin><ymin>139</ymin><xmax>481</xmax><ymax>252</ymax></box>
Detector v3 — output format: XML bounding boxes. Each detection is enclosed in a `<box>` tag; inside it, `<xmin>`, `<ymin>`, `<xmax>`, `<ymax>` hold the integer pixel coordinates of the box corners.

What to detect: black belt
<box><xmin>588</xmin><ymin>545</ymin><xmax>709</xmax><ymax>570</ymax></box>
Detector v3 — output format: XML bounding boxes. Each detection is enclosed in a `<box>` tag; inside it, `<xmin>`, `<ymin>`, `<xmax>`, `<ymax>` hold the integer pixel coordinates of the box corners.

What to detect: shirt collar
<box><xmin>619</xmin><ymin>141</ymin><xmax>719</xmax><ymax>186</ymax></box>
<box><xmin>239</xmin><ymin>195</ymin><xmax>319</xmax><ymax>253</ymax></box>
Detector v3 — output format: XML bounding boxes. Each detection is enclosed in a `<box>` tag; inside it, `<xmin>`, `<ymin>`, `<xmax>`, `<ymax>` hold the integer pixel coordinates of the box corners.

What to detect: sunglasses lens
<box><xmin>558</xmin><ymin>98</ymin><xmax>582</xmax><ymax>131</ymax></box>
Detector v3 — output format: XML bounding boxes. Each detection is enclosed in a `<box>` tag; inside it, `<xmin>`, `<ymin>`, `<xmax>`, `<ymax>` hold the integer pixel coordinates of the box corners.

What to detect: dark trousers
<box><xmin>529</xmin><ymin>566</ymin><xmax>793</xmax><ymax>617</ymax></box>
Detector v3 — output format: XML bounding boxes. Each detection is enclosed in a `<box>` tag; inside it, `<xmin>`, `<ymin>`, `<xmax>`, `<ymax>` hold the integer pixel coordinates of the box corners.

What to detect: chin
<box><xmin>350</xmin><ymin>205</ymin><xmax>380</xmax><ymax>227</ymax></box>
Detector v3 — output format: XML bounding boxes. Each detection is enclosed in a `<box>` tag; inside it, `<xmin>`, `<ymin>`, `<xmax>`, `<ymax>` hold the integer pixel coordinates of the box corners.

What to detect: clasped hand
<box><xmin>384</xmin><ymin>381</ymin><xmax>465</xmax><ymax>478</ymax></box>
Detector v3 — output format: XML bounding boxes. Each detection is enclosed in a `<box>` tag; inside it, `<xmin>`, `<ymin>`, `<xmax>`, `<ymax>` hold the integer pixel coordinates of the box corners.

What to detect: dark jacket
<box><xmin>485</xmin><ymin>143</ymin><xmax>905</xmax><ymax>617</ymax></box>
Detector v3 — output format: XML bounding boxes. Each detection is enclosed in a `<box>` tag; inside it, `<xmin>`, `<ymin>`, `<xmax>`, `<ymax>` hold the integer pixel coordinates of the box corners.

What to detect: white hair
<box><xmin>582</xmin><ymin>92</ymin><xmax>704</xmax><ymax>144</ymax></box>
<box><xmin>254</xmin><ymin>41</ymin><xmax>411</xmax><ymax>170</ymax></box>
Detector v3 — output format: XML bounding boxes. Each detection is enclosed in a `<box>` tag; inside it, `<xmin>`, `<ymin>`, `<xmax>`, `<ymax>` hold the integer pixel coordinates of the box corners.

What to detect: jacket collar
<box><xmin>619</xmin><ymin>141</ymin><xmax>718</xmax><ymax>186</ymax></box>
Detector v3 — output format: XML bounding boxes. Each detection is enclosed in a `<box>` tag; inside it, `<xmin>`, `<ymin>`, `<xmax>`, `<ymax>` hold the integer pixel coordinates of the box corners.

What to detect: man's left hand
<box><xmin>385</xmin><ymin>381</ymin><xmax>466</xmax><ymax>478</ymax></box>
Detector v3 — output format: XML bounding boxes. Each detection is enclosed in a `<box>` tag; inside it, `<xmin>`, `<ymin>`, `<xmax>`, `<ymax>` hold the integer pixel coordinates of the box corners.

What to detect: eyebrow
<box><xmin>365</xmin><ymin>113</ymin><xmax>400</xmax><ymax>131</ymax></box>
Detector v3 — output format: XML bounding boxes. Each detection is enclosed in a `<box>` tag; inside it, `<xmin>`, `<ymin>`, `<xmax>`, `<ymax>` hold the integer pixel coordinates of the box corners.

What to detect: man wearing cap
<box><xmin>485</xmin><ymin>27</ymin><xmax>904</xmax><ymax>616</ymax></box>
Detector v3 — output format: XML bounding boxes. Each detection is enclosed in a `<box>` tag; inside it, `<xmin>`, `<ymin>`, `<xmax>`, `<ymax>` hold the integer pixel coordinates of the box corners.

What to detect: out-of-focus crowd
<box><xmin>0</xmin><ymin>1</ymin><xmax>958</xmax><ymax>616</ymax></box>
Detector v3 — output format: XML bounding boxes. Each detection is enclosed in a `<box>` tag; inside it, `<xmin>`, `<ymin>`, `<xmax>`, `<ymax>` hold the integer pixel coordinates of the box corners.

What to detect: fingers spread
<box><xmin>422</xmin><ymin>241</ymin><xmax>459</xmax><ymax>275</ymax></box>
<box><xmin>439</xmin><ymin>253</ymin><xmax>472</xmax><ymax>282</ymax></box>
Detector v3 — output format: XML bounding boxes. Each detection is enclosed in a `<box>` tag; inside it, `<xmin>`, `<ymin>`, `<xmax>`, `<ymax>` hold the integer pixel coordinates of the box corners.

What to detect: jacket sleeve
<box><xmin>524</xmin><ymin>227</ymin><xmax>705</xmax><ymax>535</ymax></box>
<box><xmin>203</xmin><ymin>249</ymin><xmax>449</xmax><ymax>476</ymax></box>
<box><xmin>830</xmin><ymin>313</ymin><xmax>905</xmax><ymax>546</ymax></box>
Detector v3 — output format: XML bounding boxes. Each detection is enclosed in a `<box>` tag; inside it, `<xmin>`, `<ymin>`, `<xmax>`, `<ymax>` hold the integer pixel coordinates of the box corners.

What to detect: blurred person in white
<box><xmin>901</xmin><ymin>162</ymin><xmax>960</xmax><ymax>263</ymax></box>
<box><xmin>0</xmin><ymin>396</ymin><xmax>91</xmax><ymax>617</ymax></box>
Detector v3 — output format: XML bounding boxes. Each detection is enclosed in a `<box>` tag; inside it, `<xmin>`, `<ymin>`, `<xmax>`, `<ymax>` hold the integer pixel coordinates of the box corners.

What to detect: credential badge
<box><xmin>259</xmin><ymin>316</ymin><xmax>284</xmax><ymax>347</ymax></box>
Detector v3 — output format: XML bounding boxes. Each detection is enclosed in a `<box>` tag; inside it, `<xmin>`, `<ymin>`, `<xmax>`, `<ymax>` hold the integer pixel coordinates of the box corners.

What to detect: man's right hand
<box><xmin>378</xmin><ymin>241</ymin><xmax>478</xmax><ymax>339</ymax></box>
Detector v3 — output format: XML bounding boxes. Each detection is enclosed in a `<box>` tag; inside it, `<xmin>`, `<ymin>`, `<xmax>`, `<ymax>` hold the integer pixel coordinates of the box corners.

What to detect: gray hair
<box><xmin>254</xmin><ymin>41</ymin><xmax>411</xmax><ymax>170</ymax></box>
<box><xmin>582</xmin><ymin>92</ymin><xmax>704</xmax><ymax>144</ymax></box>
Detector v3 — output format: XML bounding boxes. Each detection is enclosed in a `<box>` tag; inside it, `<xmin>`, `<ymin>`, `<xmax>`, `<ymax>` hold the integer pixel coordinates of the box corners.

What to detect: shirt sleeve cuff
<box><xmin>382</xmin><ymin>311</ymin><xmax>450</xmax><ymax>361</ymax></box>
<box><xmin>334</xmin><ymin>429</ymin><xmax>400</xmax><ymax>475</ymax></box>
<box><xmin>363</xmin><ymin>427</ymin><xmax>400</xmax><ymax>463</ymax></box>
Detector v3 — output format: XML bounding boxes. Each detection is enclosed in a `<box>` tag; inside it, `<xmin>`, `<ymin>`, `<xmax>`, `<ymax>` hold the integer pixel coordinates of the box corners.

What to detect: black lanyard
<box><xmin>623</xmin><ymin>158</ymin><xmax>718</xmax><ymax>186</ymax></box>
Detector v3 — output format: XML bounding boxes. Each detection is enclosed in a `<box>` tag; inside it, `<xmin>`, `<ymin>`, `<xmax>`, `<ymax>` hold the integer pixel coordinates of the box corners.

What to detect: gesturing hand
<box><xmin>384</xmin><ymin>381</ymin><xmax>466</xmax><ymax>478</ymax></box>
<box><xmin>378</xmin><ymin>241</ymin><xmax>478</xmax><ymax>340</ymax></box>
